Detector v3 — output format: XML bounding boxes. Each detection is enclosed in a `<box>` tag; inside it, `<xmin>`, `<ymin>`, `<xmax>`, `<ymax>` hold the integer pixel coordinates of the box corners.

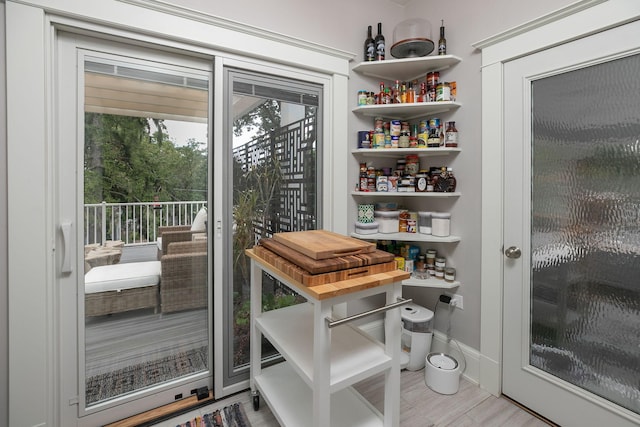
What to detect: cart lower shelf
<box><xmin>254</xmin><ymin>361</ymin><xmax>384</xmax><ymax>427</ymax></box>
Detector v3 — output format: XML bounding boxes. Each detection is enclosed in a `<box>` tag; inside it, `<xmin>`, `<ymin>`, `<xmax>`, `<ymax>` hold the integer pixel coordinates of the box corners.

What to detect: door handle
<box><xmin>61</xmin><ymin>222</ymin><xmax>73</xmax><ymax>273</ymax></box>
<box><xmin>504</xmin><ymin>246</ymin><xmax>521</xmax><ymax>259</ymax></box>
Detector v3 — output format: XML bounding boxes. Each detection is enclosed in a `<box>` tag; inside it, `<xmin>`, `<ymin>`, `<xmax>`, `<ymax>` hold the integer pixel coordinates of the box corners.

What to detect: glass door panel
<box><xmin>81</xmin><ymin>55</ymin><xmax>211</xmax><ymax>407</ymax></box>
<box><xmin>530</xmin><ymin>53</ymin><xmax>640</xmax><ymax>414</ymax></box>
<box><xmin>223</xmin><ymin>69</ymin><xmax>322</xmax><ymax>386</ymax></box>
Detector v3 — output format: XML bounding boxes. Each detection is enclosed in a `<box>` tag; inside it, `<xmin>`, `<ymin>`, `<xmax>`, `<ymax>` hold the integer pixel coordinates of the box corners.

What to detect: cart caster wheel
<box><xmin>253</xmin><ymin>394</ymin><xmax>260</xmax><ymax>411</ymax></box>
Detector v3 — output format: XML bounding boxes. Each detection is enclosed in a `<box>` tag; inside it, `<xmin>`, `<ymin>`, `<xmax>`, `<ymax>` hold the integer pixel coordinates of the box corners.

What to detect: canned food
<box><xmin>390</xmin><ymin>120</ymin><xmax>401</xmax><ymax>136</ymax></box>
<box><xmin>436</xmin><ymin>82</ymin><xmax>451</xmax><ymax>101</ymax></box>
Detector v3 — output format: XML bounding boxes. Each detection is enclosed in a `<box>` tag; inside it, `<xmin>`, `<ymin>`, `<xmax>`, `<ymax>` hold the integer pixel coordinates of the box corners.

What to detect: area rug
<box><xmin>86</xmin><ymin>346</ymin><xmax>208</xmax><ymax>405</ymax></box>
<box><xmin>176</xmin><ymin>402</ymin><xmax>251</xmax><ymax>427</ymax></box>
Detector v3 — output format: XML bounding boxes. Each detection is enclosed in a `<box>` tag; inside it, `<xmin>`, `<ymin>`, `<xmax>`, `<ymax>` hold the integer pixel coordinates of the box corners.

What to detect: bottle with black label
<box><xmin>375</xmin><ymin>22</ymin><xmax>385</xmax><ymax>61</ymax></box>
<box><xmin>364</xmin><ymin>25</ymin><xmax>375</xmax><ymax>62</ymax></box>
<box><xmin>438</xmin><ymin>20</ymin><xmax>446</xmax><ymax>55</ymax></box>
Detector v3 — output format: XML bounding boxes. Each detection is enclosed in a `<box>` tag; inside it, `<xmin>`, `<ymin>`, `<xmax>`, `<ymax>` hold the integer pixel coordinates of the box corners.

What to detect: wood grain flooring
<box><xmin>151</xmin><ymin>370</ymin><xmax>553</xmax><ymax>427</ymax></box>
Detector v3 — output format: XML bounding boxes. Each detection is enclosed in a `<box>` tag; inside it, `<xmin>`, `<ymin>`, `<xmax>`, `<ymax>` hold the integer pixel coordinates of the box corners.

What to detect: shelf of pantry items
<box><xmin>402</xmin><ymin>277</ymin><xmax>460</xmax><ymax>289</ymax></box>
<box><xmin>351</xmin><ymin>232</ymin><xmax>460</xmax><ymax>243</ymax></box>
<box><xmin>353</xmin><ymin>101</ymin><xmax>460</xmax><ymax>120</ymax></box>
<box><xmin>352</xmin><ymin>55</ymin><xmax>462</xmax><ymax>81</ymax></box>
<box><xmin>352</xmin><ymin>147</ymin><xmax>460</xmax><ymax>158</ymax></box>
<box><xmin>352</xmin><ymin>191</ymin><xmax>460</xmax><ymax>197</ymax></box>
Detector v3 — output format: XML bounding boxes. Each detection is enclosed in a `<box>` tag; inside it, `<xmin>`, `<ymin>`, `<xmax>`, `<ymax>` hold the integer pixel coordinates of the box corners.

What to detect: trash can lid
<box><xmin>401</xmin><ymin>303</ymin><xmax>434</xmax><ymax>323</ymax></box>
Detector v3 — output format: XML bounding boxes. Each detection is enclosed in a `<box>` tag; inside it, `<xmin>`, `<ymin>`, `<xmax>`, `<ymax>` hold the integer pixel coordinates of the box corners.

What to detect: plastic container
<box><xmin>374</xmin><ymin>210</ymin><xmax>399</xmax><ymax>233</ymax></box>
<box><xmin>390</xmin><ymin>18</ymin><xmax>434</xmax><ymax>59</ymax></box>
<box><xmin>355</xmin><ymin>221</ymin><xmax>379</xmax><ymax>235</ymax></box>
<box><xmin>431</xmin><ymin>212</ymin><xmax>451</xmax><ymax>237</ymax></box>
<box><xmin>418</xmin><ymin>211</ymin><xmax>432</xmax><ymax>234</ymax></box>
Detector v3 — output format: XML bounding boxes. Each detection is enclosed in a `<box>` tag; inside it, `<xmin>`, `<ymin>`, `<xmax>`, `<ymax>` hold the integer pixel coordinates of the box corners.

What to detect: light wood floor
<box><xmin>152</xmin><ymin>370</ymin><xmax>553</xmax><ymax>427</ymax></box>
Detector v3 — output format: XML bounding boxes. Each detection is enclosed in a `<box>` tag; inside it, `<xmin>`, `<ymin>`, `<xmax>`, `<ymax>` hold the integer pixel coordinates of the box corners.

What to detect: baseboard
<box><xmin>358</xmin><ymin>319</ymin><xmax>480</xmax><ymax>385</ymax></box>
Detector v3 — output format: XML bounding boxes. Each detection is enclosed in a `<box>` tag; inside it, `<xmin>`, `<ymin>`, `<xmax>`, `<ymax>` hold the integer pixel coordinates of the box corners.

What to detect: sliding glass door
<box><xmin>222</xmin><ymin>68</ymin><xmax>323</xmax><ymax>387</ymax></box>
<box><xmin>58</xmin><ymin>33</ymin><xmax>213</xmax><ymax>425</ymax></box>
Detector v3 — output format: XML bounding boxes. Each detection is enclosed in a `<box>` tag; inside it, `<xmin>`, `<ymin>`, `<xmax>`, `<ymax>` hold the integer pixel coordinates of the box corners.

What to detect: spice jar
<box><xmin>426</xmin><ymin>249</ymin><xmax>437</xmax><ymax>265</ymax></box>
<box><xmin>444</xmin><ymin>267</ymin><xmax>456</xmax><ymax>282</ymax></box>
<box><xmin>415</xmin><ymin>172</ymin><xmax>429</xmax><ymax>192</ymax></box>
<box><xmin>435</xmin><ymin>257</ymin><xmax>446</xmax><ymax>268</ymax></box>
<box><xmin>435</xmin><ymin>266</ymin><xmax>445</xmax><ymax>279</ymax></box>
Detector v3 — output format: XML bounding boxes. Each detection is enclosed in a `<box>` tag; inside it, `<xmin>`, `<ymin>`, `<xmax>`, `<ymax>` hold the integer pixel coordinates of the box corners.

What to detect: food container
<box><xmin>418</xmin><ymin>211</ymin><xmax>432</xmax><ymax>234</ymax></box>
<box><xmin>355</xmin><ymin>221</ymin><xmax>379</xmax><ymax>235</ymax></box>
<box><xmin>358</xmin><ymin>204</ymin><xmax>375</xmax><ymax>223</ymax></box>
<box><xmin>431</xmin><ymin>212</ymin><xmax>451</xmax><ymax>237</ymax></box>
<box><xmin>375</xmin><ymin>210</ymin><xmax>400</xmax><ymax>233</ymax></box>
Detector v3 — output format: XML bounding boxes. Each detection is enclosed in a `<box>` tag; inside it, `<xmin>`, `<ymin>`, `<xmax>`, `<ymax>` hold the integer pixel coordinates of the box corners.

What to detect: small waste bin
<box><xmin>400</xmin><ymin>303</ymin><xmax>434</xmax><ymax>371</ymax></box>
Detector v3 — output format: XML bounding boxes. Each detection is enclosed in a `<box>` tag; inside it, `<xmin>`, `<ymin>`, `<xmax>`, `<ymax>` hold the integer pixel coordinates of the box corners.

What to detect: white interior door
<box><xmin>503</xmin><ymin>19</ymin><xmax>640</xmax><ymax>427</ymax></box>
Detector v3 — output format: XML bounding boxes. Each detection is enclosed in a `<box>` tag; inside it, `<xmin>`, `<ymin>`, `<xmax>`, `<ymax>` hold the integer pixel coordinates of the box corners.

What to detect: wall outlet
<box><xmin>445</xmin><ymin>292</ymin><xmax>464</xmax><ymax>310</ymax></box>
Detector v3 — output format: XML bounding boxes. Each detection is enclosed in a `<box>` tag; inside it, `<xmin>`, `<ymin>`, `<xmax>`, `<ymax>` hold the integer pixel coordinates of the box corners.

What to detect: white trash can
<box><xmin>400</xmin><ymin>303</ymin><xmax>434</xmax><ymax>371</ymax></box>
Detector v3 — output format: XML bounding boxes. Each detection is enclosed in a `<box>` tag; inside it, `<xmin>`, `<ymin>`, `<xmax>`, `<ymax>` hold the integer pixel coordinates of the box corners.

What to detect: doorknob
<box><xmin>505</xmin><ymin>246</ymin><xmax>521</xmax><ymax>259</ymax></box>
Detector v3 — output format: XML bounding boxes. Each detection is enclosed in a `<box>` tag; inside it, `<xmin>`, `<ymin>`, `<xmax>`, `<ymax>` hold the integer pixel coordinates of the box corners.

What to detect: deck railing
<box><xmin>84</xmin><ymin>201</ymin><xmax>207</xmax><ymax>246</ymax></box>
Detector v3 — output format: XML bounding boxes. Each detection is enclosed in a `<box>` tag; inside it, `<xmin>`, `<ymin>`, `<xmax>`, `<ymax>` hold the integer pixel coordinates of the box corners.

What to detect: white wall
<box><xmin>173</xmin><ymin>0</ymin><xmax>575</xmax><ymax>350</ymax></box>
<box><xmin>1</xmin><ymin>2</ymin><xmax>9</xmax><ymax>426</ymax></box>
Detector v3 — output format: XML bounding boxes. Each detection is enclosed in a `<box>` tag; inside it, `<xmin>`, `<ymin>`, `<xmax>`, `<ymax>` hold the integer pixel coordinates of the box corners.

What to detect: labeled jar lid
<box><xmin>431</xmin><ymin>212</ymin><xmax>451</xmax><ymax>219</ymax></box>
<box><xmin>375</xmin><ymin>210</ymin><xmax>400</xmax><ymax>218</ymax></box>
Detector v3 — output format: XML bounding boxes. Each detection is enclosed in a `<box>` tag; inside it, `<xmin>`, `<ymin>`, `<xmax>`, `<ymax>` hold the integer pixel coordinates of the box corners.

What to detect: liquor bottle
<box><xmin>364</xmin><ymin>25</ymin><xmax>375</xmax><ymax>62</ymax></box>
<box><xmin>393</xmin><ymin>80</ymin><xmax>401</xmax><ymax>103</ymax></box>
<box><xmin>375</xmin><ymin>22</ymin><xmax>385</xmax><ymax>61</ymax></box>
<box><xmin>438</xmin><ymin>20</ymin><xmax>447</xmax><ymax>55</ymax></box>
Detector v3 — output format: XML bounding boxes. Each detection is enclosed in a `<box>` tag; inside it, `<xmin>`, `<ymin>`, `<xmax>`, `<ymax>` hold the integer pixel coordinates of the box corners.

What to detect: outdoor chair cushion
<box><xmin>191</xmin><ymin>207</ymin><xmax>207</xmax><ymax>232</ymax></box>
<box><xmin>85</xmin><ymin>261</ymin><xmax>161</xmax><ymax>294</ymax></box>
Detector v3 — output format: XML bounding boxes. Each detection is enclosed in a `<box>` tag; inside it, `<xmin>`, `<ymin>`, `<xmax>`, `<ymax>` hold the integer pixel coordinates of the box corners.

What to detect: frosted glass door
<box><xmin>503</xmin><ymin>20</ymin><xmax>640</xmax><ymax>427</ymax></box>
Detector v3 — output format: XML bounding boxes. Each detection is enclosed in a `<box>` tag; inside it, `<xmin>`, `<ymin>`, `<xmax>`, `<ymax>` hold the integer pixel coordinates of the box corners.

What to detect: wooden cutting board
<box><xmin>253</xmin><ymin>246</ymin><xmax>398</xmax><ymax>286</ymax></box>
<box><xmin>272</xmin><ymin>230</ymin><xmax>375</xmax><ymax>260</ymax></box>
<box><xmin>259</xmin><ymin>238</ymin><xmax>393</xmax><ymax>275</ymax></box>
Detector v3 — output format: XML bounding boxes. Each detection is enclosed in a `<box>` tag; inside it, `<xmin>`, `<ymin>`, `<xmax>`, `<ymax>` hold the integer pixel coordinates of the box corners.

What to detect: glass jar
<box><xmin>415</xmin><ymin>173</ymin><xmax>429</xmax><ymax>192</ymax></box>
<box><xmin>435</xmin><ymin>257</ymin><xmax>446</xmax><ymax>268</ymax></box>
<box><xmin>444</xmin><ymin>267</ymin><xmax>456</xmax><ymax>282</ymax></box>
<box><xmin>435</xmin><ymin>266</ymin><xmax>445</xmax><ymax>279</ymax></box>
<box><xmin>426</xmin><ymin>249</ymin><xmax>437</xmax><ymax>265</ymax></box>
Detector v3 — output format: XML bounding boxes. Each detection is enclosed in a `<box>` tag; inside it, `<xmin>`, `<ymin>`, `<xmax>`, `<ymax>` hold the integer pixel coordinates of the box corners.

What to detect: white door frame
<box><xmin>474</xmin><ymin>0</ymin><xmax>640</xmax><ymax>397</ymax></box>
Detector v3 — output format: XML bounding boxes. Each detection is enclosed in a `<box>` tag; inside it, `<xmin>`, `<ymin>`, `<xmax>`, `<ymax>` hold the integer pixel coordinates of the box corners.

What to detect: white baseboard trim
<box><xmin>358</xmin><ymin>319</ymin><xmax>480</xmax><ymax>385</ymax></box>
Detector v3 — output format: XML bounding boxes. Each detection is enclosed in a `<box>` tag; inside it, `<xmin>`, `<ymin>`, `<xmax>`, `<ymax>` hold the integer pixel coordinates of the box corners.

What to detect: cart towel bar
<box><xmin>326</xmin><ymin>298</ymin><xmax>412</xmax><ymax>328</ymax></box>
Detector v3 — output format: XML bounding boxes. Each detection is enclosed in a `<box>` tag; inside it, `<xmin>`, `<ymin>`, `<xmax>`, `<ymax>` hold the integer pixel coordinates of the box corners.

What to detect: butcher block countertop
<box><xmin>246</xmin><ymin>248</ymin><xmax>410</xmax><ymax>300</ymax></box>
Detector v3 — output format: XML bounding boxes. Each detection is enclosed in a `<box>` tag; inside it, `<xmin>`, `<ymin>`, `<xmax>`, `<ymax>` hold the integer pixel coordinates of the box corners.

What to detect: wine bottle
<box><xmin>364</xmin><ymin>25</ymin><xmax>375</xmax><ymax>62</ymax></box>
<box><xmin>374</xmin><ymin>22</ymin><xmax>385</xmax><ymax>61</ymax></box>
<box><xmin>438</xmin><ymin>20</ymin><xmax>446</xmax><ymax>55</ymax></box>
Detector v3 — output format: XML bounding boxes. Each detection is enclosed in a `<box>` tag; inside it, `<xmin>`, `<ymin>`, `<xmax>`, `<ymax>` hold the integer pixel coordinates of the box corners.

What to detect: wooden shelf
<box><xmin>352</xmin><ymin>232</ymin><xmax>460</xmax><ymax>243</ymax></box>
<box><xmin>352</xmin><ymin>55</ymin><xmax>462</xmax><ymax>81</ymax></box>
<box><xmin>351</xmin><ymin>191</ymin><xmax>460</xmax><ymax>198</ymax></box>
<box><xmin>352</xmin><ymin>147</ymin><xmax>460</xmax><ymax>158</ymax></box>
<box><xmin>402</xmin><ymin>277</ymin><xmax>460</xmax><ymax>289</ymax></box>
<box><xmin>353</xmin><ymin>101</ymin><xmax>460</xmax><ymax>119</ymax></box>
<box><xmin>255</xmin><ymin>362</ymin><xmax>384</xmax><ymax>427</ymax></box>
<box><xmin>256</xmin><ymin>303</ymin><xmax>392</xmax><ymax>392</ymax></box>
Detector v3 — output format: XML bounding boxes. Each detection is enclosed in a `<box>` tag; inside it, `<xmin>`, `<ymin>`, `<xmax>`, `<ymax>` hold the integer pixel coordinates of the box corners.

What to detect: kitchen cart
<box><xmin>246</xmin><ymin>248</ymin><xmax>410</xmax><ymax>427</ymax></box>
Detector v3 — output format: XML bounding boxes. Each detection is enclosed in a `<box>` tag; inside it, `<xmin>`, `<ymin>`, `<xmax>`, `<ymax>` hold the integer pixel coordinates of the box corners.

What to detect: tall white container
<box><xmin>400</xmin><ymin>303</ymin><xmax>434</xmax><ymax>371</ymax></box>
